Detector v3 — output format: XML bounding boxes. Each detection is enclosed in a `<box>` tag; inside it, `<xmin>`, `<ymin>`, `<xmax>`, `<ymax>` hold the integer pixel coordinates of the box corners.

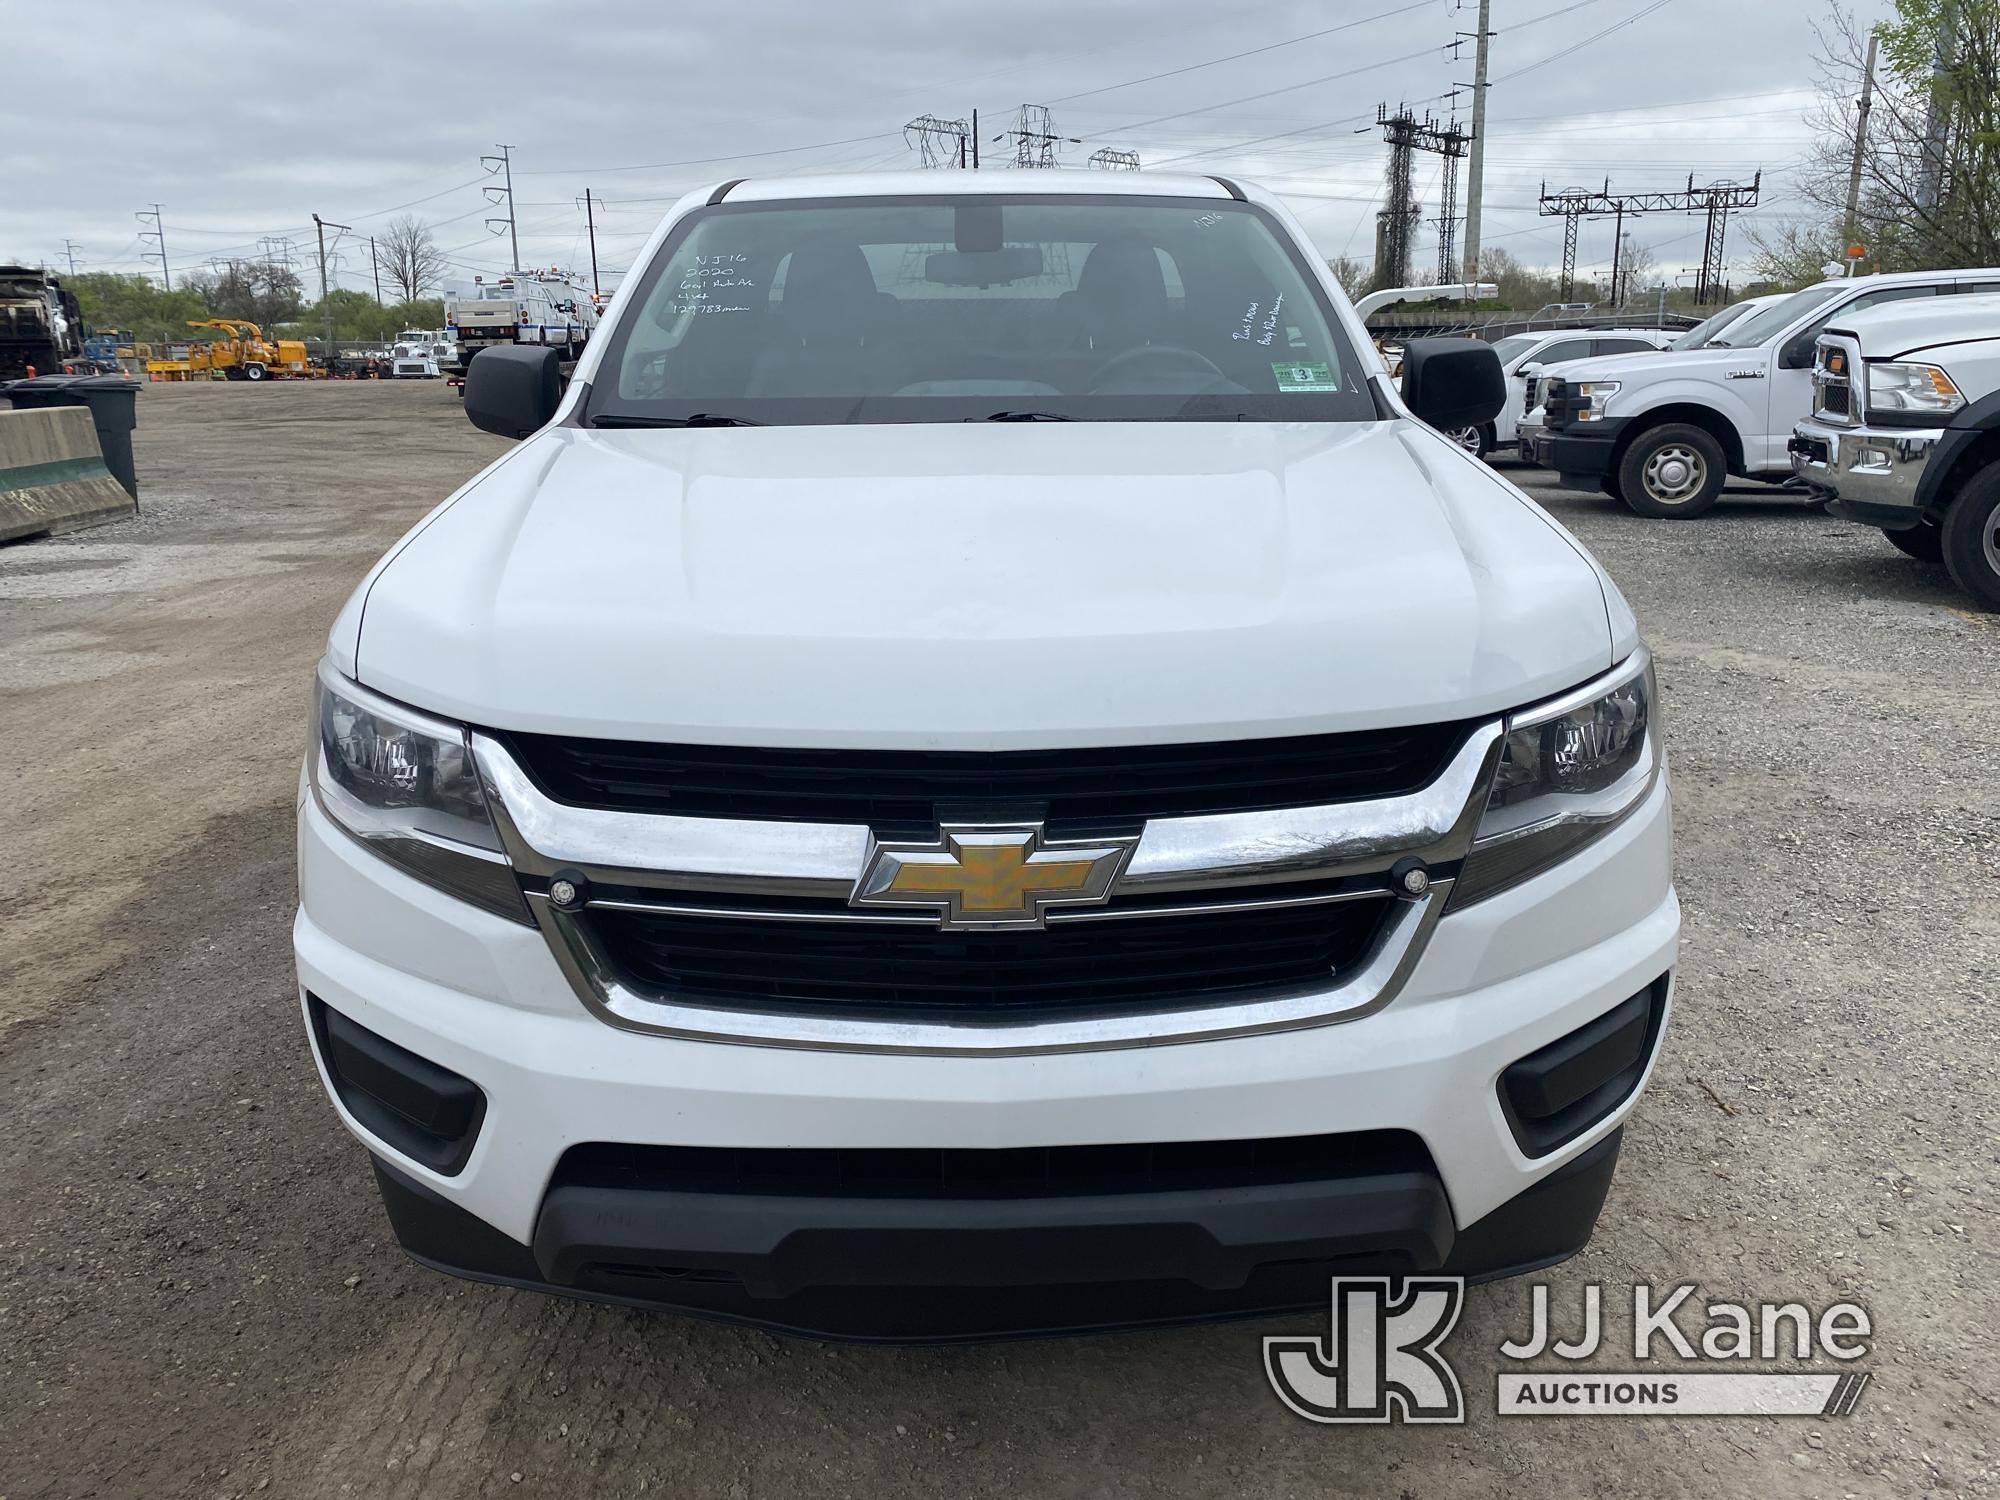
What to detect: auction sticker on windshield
<box><xmin>1273</xmin><ymin>360</ymin><xmax>1338</xmax><ymax>392</ymax></box>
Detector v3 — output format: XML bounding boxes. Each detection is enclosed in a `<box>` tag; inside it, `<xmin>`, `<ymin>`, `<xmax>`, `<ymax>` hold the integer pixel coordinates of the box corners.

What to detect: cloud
<box><xmin>0</xmin><ymin>0</ymin><xmax>1887</xmax><ymax>286</ymax></box>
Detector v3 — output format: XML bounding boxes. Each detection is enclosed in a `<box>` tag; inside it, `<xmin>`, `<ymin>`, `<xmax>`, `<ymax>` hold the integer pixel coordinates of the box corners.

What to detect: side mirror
<box><xmin>464</xmin><ymin>346</ymin><xmax>562</xmax><ymax>438</ymax></box>
<box><xmin>1779</xmin><ymin>331</ymin><xmax>1817</xmax><ymax>370</ymax></box>
<box><xmin>1402</xmin><ymin>337</ymin><xmax>1506</xmax><ymax>433</ymax></box>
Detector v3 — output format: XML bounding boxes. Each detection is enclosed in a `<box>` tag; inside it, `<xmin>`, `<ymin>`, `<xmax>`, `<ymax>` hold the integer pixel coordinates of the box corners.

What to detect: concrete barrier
<box><xmin>0</xmin><ymin>405</ymin><xmax>136</xmax><ymax>543</ymax></box>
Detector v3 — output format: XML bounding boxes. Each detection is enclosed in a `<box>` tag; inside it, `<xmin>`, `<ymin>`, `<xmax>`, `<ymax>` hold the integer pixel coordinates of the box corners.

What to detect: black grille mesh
<box><xmin>498</xmin><ymin>722</ymin><xmax>1474</xmax><ymax>829</ymax></box>
<box><xmin>589</xmin><ymin>897</ymin><xmax>1392</xmax><ymax>1020</ymax></box>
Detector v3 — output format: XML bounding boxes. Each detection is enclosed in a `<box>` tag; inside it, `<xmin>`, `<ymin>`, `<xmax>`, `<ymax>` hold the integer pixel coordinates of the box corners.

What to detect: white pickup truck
<box><xmin>1790</xmin><ymin>293</ymin><xmax>2000</xmax><ymax>608</ymax></box>
<box><xmin>1527</xmin><ymin>268</ymin><xmax>2000</xmax><ymax>516</ymax></box>
<box><xmin>299</xmin><ymin>171</ymin><xmax>1676</xmax><ymax>1340</ymax></box>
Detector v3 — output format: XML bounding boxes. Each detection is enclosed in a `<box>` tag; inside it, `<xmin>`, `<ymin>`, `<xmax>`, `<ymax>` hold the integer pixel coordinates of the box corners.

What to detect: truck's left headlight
<box><xmin>1452</xmin><ymin>650</ymin><xmax>1660</xmax><ymax>907</ymax></box>
<box><xmin>1866</xmin><ymin>361</ymin><xmax>1964</xmax><ymax>416</ymax></box>
<box><xmin>309</xmin><ymin>661</ymin><xmax>530</xmax><ymax>923</ymax></box>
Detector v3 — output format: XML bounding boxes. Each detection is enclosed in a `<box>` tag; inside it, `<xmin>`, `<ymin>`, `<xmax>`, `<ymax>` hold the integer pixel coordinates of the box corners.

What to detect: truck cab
<box><xmin>1791</xmin><ymin>293</ymin><xmax>2000</xmax><ymax>608</ymax></box>
<box><xmin>1529</xmin><ymin>269</ymin><xmax>2000</xmax><ymax>517</ymax></box>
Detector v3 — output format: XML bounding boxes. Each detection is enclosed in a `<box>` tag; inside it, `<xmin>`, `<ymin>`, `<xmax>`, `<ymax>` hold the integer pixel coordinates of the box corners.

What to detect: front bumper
<box><xmin>295</xmin><ymin>765</ymin><xmax>1679</xmax><ymax>1338</ymax></box>
<box><xmin>1526</xmin><ymin>420</ymin><xmax>1626</xmax><ymax>485</ymax></box>
<box><xmin>1789</xmin><ymin>417</ymin><xmax>1943</xmax><ymax>527</ymax></box>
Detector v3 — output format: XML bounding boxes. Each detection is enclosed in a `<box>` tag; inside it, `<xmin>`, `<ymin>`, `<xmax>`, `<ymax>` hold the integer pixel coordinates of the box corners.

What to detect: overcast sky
<box><xmin>1</xmin><ymin>0</ymin><xmax>1891</xmax><ymax>295</ymax></box>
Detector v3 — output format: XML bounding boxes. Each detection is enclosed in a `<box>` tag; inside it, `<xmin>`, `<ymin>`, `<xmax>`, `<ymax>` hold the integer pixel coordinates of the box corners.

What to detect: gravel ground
<box><xmin>1</xmin><ymin>380</ymin><xmax>1994</xmax><ymax>1499</ymax></box>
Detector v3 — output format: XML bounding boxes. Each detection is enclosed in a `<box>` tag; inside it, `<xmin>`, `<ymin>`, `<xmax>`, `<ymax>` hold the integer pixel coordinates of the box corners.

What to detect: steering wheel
<box><xmin>1085</xmin><ymin>343</ymin><xmax>1229</xmax><ymax>393</ymax></box>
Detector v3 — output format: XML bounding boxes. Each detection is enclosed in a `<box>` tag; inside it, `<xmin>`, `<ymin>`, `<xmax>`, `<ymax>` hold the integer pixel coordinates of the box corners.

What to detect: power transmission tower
<box><xmin>1001</xmin><ymin>105</ymin><xmax>1077</xmax><ymax>168</ymax></box>
<box><xmin>482</xmin><ymin>144</ymin><xmax>519</xmax><ymax>270</ymax></box>
<box><xmin>1844</xmin><ymin>32</ymin><xmax>1879</xmax><ymax>254</ymax></box>
<box><xmin>1456</xmin><ymin>0</ymin><xmax>1493</xmax><ymax>282</ymax></box>
<box><xmin>62</xmin><ymin>239</ymin><xmax>80</xmax><ymax>275</ymax></box>
<box><xmin>1538</xmin><ymin>174</ymin><xmax>1761</xmax><ymax>303</ymax></box>
<box><xmin>136</xmin><ymin>204</ymin><xmax>170</xmax><ymax>290</ymax></box>
<box><xmin>1375</xmin><ymin>105</ymin><xmax>1468</xmax><ymax>288</ymax></box>
<box><xmin>312</xmin><ymin>212</ymin><xmax>352</xmax><ymax>354</ymax></box>
<box><xmin>905</xmin><ymin>114</ymin><xmax>971</xmax><ymax>168</ymax></box>
<box><xmin>1087</xmin><ymin>148</ymin><xmax>1141</xmax><ymax>170</ymax></box>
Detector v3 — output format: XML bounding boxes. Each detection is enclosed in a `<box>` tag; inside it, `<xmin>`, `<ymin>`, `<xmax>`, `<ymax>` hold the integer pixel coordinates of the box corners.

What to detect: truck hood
<box><xmin>352</xmin><ymin>421</ymin><xmax>1619</xmax><ymax>748</ymax></box>
<box><xmin>1544</xmin><ymin>345</ymin><xmax>1754</xmax><ymax>384</ymax></box>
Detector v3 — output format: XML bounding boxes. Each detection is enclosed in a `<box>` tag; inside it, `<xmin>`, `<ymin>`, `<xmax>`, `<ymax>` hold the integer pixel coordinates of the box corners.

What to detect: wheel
<box><xmin>1940</xmin><ymin>463</ymin><xmax>2000</xmax><ymax>609</ymax></box>
<box><xmin>1881</xmin><ymin>521</ymin><xmax>1944</xmax><ymax>562</ymax></box>
<box><xmin>1617</xmin><ymin>423</ymin><xmax>1726</xmax><ymax>518</ymax></box>
<box><xmin>243</xmin><ymin>362</ymin><xmax>267</xmax><ymax>382</ymax></box>
<box><xmin>1447</xmin><ymin>425</ymin><xmax>1485</xmax><ymax>457</ymax></box>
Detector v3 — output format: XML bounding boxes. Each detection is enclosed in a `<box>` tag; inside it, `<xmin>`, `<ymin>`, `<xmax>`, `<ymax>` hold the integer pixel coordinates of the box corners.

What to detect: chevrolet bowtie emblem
<box><xmin>852</xmin><ymin>824</ymin><xmax>1137</xmax><ymax>929</ymax></box>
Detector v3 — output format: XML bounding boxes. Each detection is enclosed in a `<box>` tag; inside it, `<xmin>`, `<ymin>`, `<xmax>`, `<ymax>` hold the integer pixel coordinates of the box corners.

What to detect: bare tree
<box><xmin>1777</xmin><ymin>1</ymin><xmax>2000</xmax><ymax>276</ymax></box>
<box><xmin>374</xmin><ymin>216</ymin><xmax>447</xmax><ymax>303</ymax></box>
<box><xmin>1610</xmin><ymin>238</ymin><xmax>1658</xmax><ymax>305</ymax></box>
<box><xmin>181</xmin><ymin>259</ymin><xmax>303</xmax><ymax>325</ymax></box>
<box><xmin>1326</xmin><ymin>256</ymin><xmax>1372</xmax><ymax>301</ymax></box>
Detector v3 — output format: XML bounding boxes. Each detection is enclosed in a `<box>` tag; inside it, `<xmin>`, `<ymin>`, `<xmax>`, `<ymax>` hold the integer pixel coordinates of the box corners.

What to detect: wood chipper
<box><xmin>184</xmin><ymin>320</ymin><xmax>314</xmax><ymax>380</ymax></box>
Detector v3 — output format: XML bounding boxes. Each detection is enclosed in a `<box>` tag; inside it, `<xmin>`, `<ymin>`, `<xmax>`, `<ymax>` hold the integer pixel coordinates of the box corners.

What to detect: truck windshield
<box><xmin>1492</xmin><ymin>334</ymin><xmax>1543</xmax><ymax>366</ymax></box>
<box><xmin>585</xmin><ymin>194</ymin><xmax>1377</xmax><ymax>425</ymax></box>
<box><xmin>1708</xmin><ymin>284</ymin><xmax>1844</xmax><ymax>348</ymax></box>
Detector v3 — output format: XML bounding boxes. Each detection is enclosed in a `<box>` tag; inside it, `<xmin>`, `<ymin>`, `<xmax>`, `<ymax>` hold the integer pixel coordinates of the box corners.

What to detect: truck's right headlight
<box><xmin>1866</xmin><ymin>361</ymin><xmax>1964</xmax><ymax>416</ymax></box>
<box><xmin>1452</xmin><ymin>651</ymin><xmax>1660</xmax><ymax>907</ymax></box>
<box><xmin>308</xmin><ymin>660</ymin><xmax>529</xmax><ymax>923</ymax></box>
<box><xmin>1572</xmin><ymin>380</ymin><xmax>1621</xmax><ymax>421</ymax></box>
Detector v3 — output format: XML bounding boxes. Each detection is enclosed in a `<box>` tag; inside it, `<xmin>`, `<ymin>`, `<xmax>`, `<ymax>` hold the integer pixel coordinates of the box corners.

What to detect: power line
<box><xmin>1048</xmin><ymin>0</ymin><xmax>1435</xmax><ymax>105</ymax></box>
<box><xmin>1494</xmin><ymin>0</ymin><xmax>1677</xmax><ymax>82</ymax></box>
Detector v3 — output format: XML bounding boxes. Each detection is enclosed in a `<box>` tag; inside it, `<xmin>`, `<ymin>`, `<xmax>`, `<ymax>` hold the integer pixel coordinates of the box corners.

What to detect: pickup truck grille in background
<box><xmin>497</xmin><ymin>722</ymin><xmax>1477</xmax><ymax>830</ymax></box>
<box><xmin>586</xmin><ymin>895</ymin><xmax>1393</xmax><ymax>1021</ymax></box>
<box><xmin>1813</xmin><ymin>338</ymin><xmax>1860</xmax><ymax>426</ymax></box>
<box><xmin>1542</xmin><ymin>379</ymin><xmax>1569</xmax><ymax>431</ymax></box>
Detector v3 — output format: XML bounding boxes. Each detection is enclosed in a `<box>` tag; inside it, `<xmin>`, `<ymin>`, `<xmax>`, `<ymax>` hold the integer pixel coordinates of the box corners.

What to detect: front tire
<box><xmin>1940</xmin><ymin>464</ymin><xmax>2000</xmax><ymax>610</ymax></box>
<box><xmin>1881</xmin><ymin>521</ymin><xmax>1944</xmax><ymax>562</ymax></box>
<box><xmin>1447</xmin><ymin>424</ymin><xmax>1488</xmax><ymax>457</ymax></box>
<box><xmin>1618</xmin><ymin>423</ymin><xmax>1727</xmax><ymax>518</ymax></box>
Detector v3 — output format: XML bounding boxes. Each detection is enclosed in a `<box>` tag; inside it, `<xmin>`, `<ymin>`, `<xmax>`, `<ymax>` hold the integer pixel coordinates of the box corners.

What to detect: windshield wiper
<box><xmin>975</xmin><ymin>409</ymin><xmax>1075</xmax><ymax>422</ymax></box>
<box><xmin>590</xmin><ymin>412</ymin><xmax>765</xmax><ymax>428</ymax></box>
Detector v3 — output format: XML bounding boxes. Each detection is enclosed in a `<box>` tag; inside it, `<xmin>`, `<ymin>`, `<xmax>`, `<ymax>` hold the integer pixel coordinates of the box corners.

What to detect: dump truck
<box><xmin>184</xmin><ymin>319</ymin><xmax>313</xmax><ymax>380</ymax></box>
<box><xmin>0</xmin><ymin>265</ymin><xmax>84</xmax><ymax>381</ymax></box>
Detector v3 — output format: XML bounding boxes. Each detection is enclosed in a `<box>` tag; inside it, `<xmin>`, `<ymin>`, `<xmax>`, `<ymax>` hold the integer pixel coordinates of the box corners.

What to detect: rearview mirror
<box><xmin>1402</xmin><ymin>337</ymin><xmax>1505</xmax><ymax>434</ymax></box>
<box><xmin>464</xmin><ymin>346</ymin><xmax>562</xmax><ymax>439</ymax></box>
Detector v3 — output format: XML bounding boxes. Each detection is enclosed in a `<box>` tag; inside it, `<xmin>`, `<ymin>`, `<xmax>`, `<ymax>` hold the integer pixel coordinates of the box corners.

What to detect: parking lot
<box><xmin>1</xmin><ymin>379</ymin><xmax>1995</xmax><ymax>1498</ymax></box>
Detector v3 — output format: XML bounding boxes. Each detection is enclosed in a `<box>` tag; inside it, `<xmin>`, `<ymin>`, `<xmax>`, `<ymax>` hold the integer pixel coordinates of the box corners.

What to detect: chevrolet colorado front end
<box><xmin>297</xmin><ymin>172</ymin><xmax>1678</xmax><ymax>1339</ymax></box>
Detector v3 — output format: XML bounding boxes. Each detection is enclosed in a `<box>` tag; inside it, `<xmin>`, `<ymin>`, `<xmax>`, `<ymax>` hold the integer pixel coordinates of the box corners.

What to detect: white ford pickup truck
<box><xmin>298</xmin><ymin>171</ymin><xmax>1678</xmax><ymax>1340</ymax></box>
<box><xmin>1529</xmin><ymin>268</ymin><xmax>2000</xmax><ymax>516</ymax></box>
<box><xmin>1791</xmin><ymin>293</ymin><xmax>2000</xmax><ymax>608</ymax></box>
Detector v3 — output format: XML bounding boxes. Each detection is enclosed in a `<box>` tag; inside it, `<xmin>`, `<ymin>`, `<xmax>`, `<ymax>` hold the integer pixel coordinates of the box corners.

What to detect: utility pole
<box><xmin>313</xmin><ymin>212</ymin><xmax>351</xmax><ymax>356</ymax></box>
<box><xmin>1609</xmin><ymin>204</ymin><xmax>1626</xmax><ymax>304</ymax></box>
<box><xmin>482</xmin><ymin>145</ymin><xmax>519</xmax><ymax>270</ymax></box>
<box><xmin>136</xmin><ymin>204</ymin><xmax>170</xmax><ymax>291</ymax></box>
<box><xmin>1917</xmin><ymin>0</ymin><xmax>1958</xmax><ymax>219</ymax></box>
<box><xmin>1459</xmin><ymin>0</ymin><xmax>1494</xmax><ymax>283</ymax></box>
<box><xmin>1844</xmin><ymin>31</ymin><xmax>1879</xmax><ymax>254</ymax></box>
<box><xmin>578</xmin><ymin>189</ymin><xmax>600</xmax><ymax>295</ymax></box>
<box><xmin>369</xmin><ymin>236</ymin><xmax>383</xmax><ymax>303</ymax></box>
<box><xmin>62</xmin><ymin>239</ymin><xmax>80</xmax><ymax>276</ymax></box>
<box><xmin>972</xmin><ymin>108</ymin><xmax>979</xmax><ymax>169</ymax></box>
